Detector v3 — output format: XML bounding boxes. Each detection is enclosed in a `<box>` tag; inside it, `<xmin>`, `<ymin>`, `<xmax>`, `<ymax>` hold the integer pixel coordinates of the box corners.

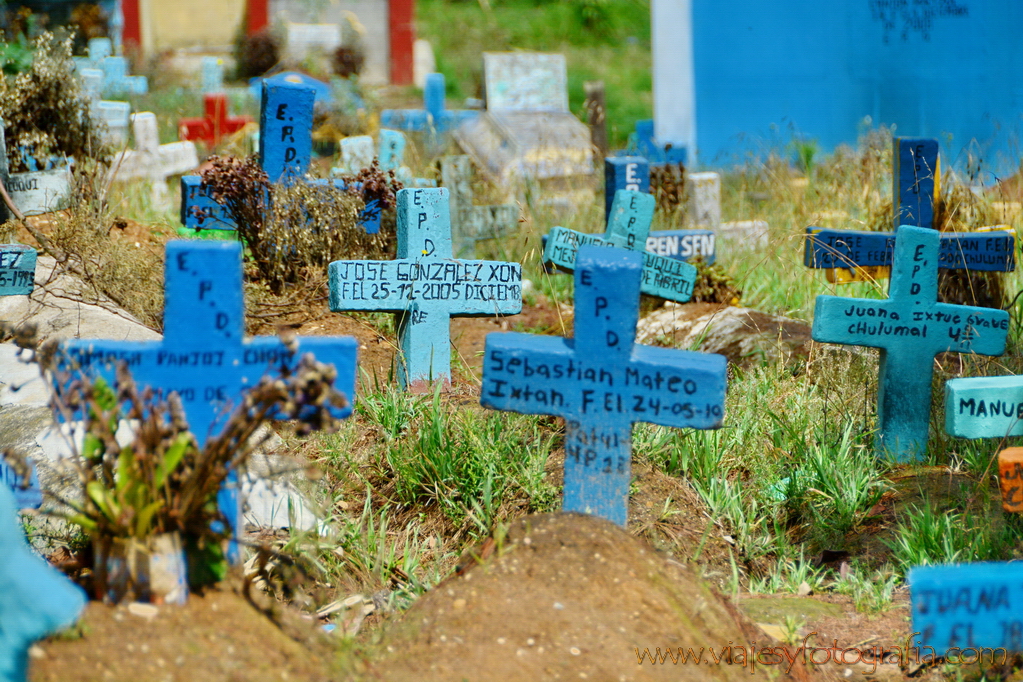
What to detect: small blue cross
<box><xmin>180</xmin><ymin>81</ymin><xmax>381</xmax><ymax>234</ymax></box>
<box><xmin>0</xmin><ymin>483</ymin><xmax>86</xmax><ymax>682</ymax></box>
<box><xmin>481</xmin><ymin>245</ymin><xmax>727</xmax><ymax>525</ymax></box>
<box><xmin>379</xmin><ymin>73</ymin><xmax>478</xmax><ymax>135</ymax></box>
<box><xmin>61</xmin><ymin>241</ymin><xmax>358</xmax><ymax>558</ymax></box>
<box><xmin>328</xmin><ymin>187</ymin><xmax>522</xmax><ymax>389</ymax></box>
<box><xmin>543</xmin><ymin>189</ymin><xmax>697</xmax><ymax>302</ymax></box>
<box><xmin>812</xmin><ymin>225</ymin><xmax>1009</xmax><ymax>461</ymax></box>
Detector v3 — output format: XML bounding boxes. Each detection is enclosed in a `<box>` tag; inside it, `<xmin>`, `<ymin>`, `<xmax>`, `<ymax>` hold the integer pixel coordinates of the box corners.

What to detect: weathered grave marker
<box><xmin>998</xmin><ymin>448</ymin><xmax>1023</xmax><ymax>513</ymax></box>
<box><xmin>0</xmin><ymin>245</ymin><xmax>36</xmax><ymax>297</ymax></box>
<box><xmin>440</xmin><ymin>155</ymin><xmax>519</xmax><ymax>258</ymax></box>
<box><xmin>181</xmin><ymin>81</ymin><xmax>380</xmax><ymax>234</ymax></box>
<box><xmin>645</xmin><ymin>229</ymin><xmax>716</xmax><ymax>265</ymax></box>
<box><xmin>380</xmin><ymin>73</ymin><xmax>477</xmax><ymax>134</ymax></box>
<box><xmin>894</xmin><ymin>137</ymin><xmax>940</xmax><ymax>229</ymax></box>
<box><xmin>328</xmin><ymin>187</ymin><xmax>522</xmax><ymax>389</ymax></box>
<box><xmin>543</xmin><ymin>189</ymin><xmax>697</xmax><ymax>302</ymax></box>
<box><xmin>945</xmin><ymin>376</ymin><xmax>1023</xmax><ymax>440</ymax></box>
<box><xmin>604</xmin><ymin>156</ymin><xmax>649</xmax><ymax>222</ymax></box>
<box><xmin>909</xmin><ymin>561</ymin><xmax>1023</xmax><ymax>652</ymax></box>
<box><xmin>378</xmin><ymin>129</ymin><xmax>406</xmax><ymax>173</ymax></box>
<box><xmin>178</xmin><ymin>93</ymin><xmax>254</xmax><ymax>148</ymax></box>
<box><xmin>481</xmin><ymin>245</ymin><xmax>726</xmax><ymax>525</ymax></box>
<box><xmin>687</xmin><ymin>171</ymin><xmax>721</xmax><ymax>230</ymax></box>
<box><xmin>0</xmin><ymin>482</ymin><xmax>86</xmax><ymax>682</ymax></box>
<box><xmin>812</xmin><ymin>225</ymin><xmax>1009</xmax><ymax>461</ymax></box>
<box><xmin>110</xmin><ymin>113</ymin><xmax>199</xmax><ymax>194</ymax></box>
<box><xmin>61</xmin><ymin>241</ymin><xmax>359</xmax><ymax>559</ymax></box>
<box><xmin>339</xmin><ymin>136</ymin><xmax>376</xmax><ymax>175</ymax></box>
<box><xmin>201</xmin><ymin>56</ymin><xmax>225</xmax><ymax>93</ymax></box>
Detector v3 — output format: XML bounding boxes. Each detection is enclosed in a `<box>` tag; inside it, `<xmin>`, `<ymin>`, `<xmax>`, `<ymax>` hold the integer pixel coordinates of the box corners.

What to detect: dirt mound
<box><xmin>366</xmin><ymin>513</ymin><xmax>817</xmax><ymax>681</ymax></box>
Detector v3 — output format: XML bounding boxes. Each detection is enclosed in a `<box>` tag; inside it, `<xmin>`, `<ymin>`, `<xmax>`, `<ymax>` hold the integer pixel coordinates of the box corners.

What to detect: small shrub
<box><xmin>235</xmin><ymin>28</ymin><xmax>280</xmax><ymax>80</ymax></box>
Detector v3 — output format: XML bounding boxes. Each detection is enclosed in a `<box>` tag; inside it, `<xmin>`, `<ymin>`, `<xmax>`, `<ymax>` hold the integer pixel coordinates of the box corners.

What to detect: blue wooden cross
<box><xmin>543</xmin><ymin>189</ymin><xmax>697</xmax><ymax>302</ymax></box>
<box><xmin>328</xmin><ymin>187</ymin><xmax>522</xmax><ymax>389</ymax></box>
<box><xmin>180</xmin><ymin>81</ymin><xmax>380</xmax><ymax>235</ymax></box>
<box><xmin>894</xmin><ymin>137</ymin><xmax>940</xmax><ymax>229</ymax></box>
<box><xmin>481</xmin><ymin>245</ymin><xmax>726</xmax><ymax>525</ymax></box>
<box><xmin>61</xmin><ymin>241</ymin><xmax>358</xmax><ymax>559</ymax></box>
<box><xmin>805</xmin><ymin>228</ymin><xmax>1015</xmax><ymax>274</ymax></box>
<box><xmin>0</xmin><ymin>483</ymin><xmax>86</xmax><ymax>682</ymax></box>
<box><xmin>0</xmin><ymin>245</ymin><xmax>35</xmax><ymax>296</ymax></box>
<box><xmin>604</xmin><ymin>156</ymin><xmax>649</xmax><ymax>221</ymax></box>
<box><xmin>379</xmin><ymin>73</ymin><xmax>477</xmax><ymax>135</ymax></box>
<box><xmin>909</xmin><ymin>561</ymin><xmax>1023</xmax><ymax>652</ymax></box>
<box><xmin>812</xmin><ymin>225</ymin><xmax>1009</xmax><ymax>461</ymax></box>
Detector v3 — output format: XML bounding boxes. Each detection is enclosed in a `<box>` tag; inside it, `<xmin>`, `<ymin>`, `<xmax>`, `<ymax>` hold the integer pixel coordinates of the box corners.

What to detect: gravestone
<box><xmin>378</xmin><ymin>129</ymin><xmax>406</xmax><ymax>172</ymax></box>
<box><xmin>285</xmin><ymin>23</ymin><xmax>342</xmax><ymax>62</ymax></box>
<box><xmin>328</xmin><ymin>187</ymin><xmax>522</xmax><ymax>389</ymax></box>
<box><xmin>909</xmin><ymin>562</ymin><xmax>1023</xmax><ymax>652</ymax></box>
<box><xmin>805</xmin><ymin>228</ymin><xmax>1015</xmax><ymax>273</ymax></box>
<box><xmin>543</xmin><ymin>190</ymin><xmax>697</xmax><ymax>302</ymax></box>
<box><xmin>61</xmin><ymin>241</ymin><xmax>359</xmax><ymax>559</ymax></box>
<box><xmin>894</xmin><ymin>137</ymin><xmax>940</xmax><ymax>229</ymax></box>
<box><xmin>380</xmin><ymin>73</ymin><xmax>477</xmax><ymax>135</ymax></box>
<box><xmin>812</xmin><ymin>225</ymin><xmax>1009</xmax><ymax>461</ymax></box>
<box><xmin>179</xmin><ymin>93</ymin><xmax>254</xmax><ymax>148</ymax></box>
<box><xmin>945</xmin><ymin>375</ymin><xmax>1023</xmax><ymax>441</ymax></box>
<box><xmin>998</xmin><ymin>448</ymin><xmax>1023</xmax><ymax>513</ymax></box>
<box><xmin>645</xmin><ymin>230</ymin><xmax>715</xmax><ymax>265</ymax></box>
<box><xmin>339</xmin><ymin>135</ymin><xmax>376</xmax><ymax>175</ymax></box>
<box><xmin>0</xmin><ymin>483</ymin><xmax>86</xmax><ymax>682</ymax></box>
<box><xmin>615</xmin><ymin>119</ymin><xmax>687</xmax><ymax>165</ymax></box>
<box><xmin>0</xmin><ymin>245</ymin><xmax>36</xmax><ymax>297</ymax></box>
<box><xmin>110</xmin><ymin>113</ymin><xmax>199</xmax><ymax>195</ymax></box>
<box><xmin>455</xmin><ymin>53</ymin><xmax>594</xmax><ymax>187</ymax></box>
<box><xmin>604</xmin><ymin>157</ymin><xmax>650</xmax><ymax>222</ymax></box>
<box><xmin>687</xmin><ymin>171</ymin><xmax>721</xmax><ymax>229</ymax></box>
<box><xmin>440</xmin><ymin>155</ymin><xmax>519</xmax><ymax>258</ymax></box>
<box><xmin>93</xmin><ymin>100</ymin><xmax>132</xmax><ymax>147</ymax></box>
<box><xmin>200</xmin><ymin>56</ymin><xmax>225</xmax><ymax>93</ymax></box>
<box><xmin>481</xmin><ymin>245</ymin><xmax>727</xmax><ymax>525</ymax></box>
<box><xmin>181</xmin><ymin>81</ymin><xmax>380</xmax><ymax>235</ymax></box>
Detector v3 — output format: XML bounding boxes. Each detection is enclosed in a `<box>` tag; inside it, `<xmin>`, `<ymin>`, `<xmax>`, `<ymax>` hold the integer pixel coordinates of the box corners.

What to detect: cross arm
<box><xmin>626</xmin><ymin>346</ymin><xmax>727</xmax><ymax>430</ymax></box>
<box><xmin>480</xmin><ymin>333</ymin><xmax>575</xmax><ymax>418</ymax></box>
<box><xmin>934</xmin><ymin>304</ymin><xmax>1009</xmax><ymax>356</ymax></box>
<box><xmin>328</xmin><ymin>260</ymin><xmax>414</xmax><ymax>313</ymax></box>
<box><xmin>945</xmin><ymin>375</ymin><xmax>1023</xmax><ymax>439</ymax></box>
<box><xmin>811</xmin><ymin>295</ymin><xmax>894</xmax><ymax>349</ymax></box>
<box><xmin>449</xmin><ymin>260</ymin><xmax>523</xmax><ymax>317</ymax></box>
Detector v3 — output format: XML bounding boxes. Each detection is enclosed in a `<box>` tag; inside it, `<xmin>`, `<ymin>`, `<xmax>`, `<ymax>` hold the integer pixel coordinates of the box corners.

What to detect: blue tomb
<box><xmin>604</xmin><ymin>156</ymin><xmax>650</xmax><ymax>222</ymax></box>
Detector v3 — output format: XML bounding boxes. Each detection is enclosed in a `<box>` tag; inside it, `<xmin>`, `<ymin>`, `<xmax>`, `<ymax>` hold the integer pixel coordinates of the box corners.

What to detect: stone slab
<box><xmin>8</xmin><ymin>168</ymin><xmax>73</xmax><ymax>217</ymax></box>
<box><xmin>483</xmin><ymin>52</ymin><xmax>568</xmax><ymax>113</ymax></box>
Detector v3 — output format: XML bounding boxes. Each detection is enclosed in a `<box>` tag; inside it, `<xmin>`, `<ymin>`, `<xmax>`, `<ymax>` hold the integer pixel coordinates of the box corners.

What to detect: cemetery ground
<box><xmin>9</xmin><ymin>129</ymin><xmax>1023</xmax><ymax>682</ymax></box>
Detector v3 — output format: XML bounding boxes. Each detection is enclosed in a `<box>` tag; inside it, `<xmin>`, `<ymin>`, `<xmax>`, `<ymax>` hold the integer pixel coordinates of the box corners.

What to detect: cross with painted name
<box><xmin>812</xmin><ymin>225</ymin><xmax>1009</xmax><ymax>461</ymax></box>
<box><xmin>909</xmin><ymin>561</ymin><xmax>1023</xmax><ymax>652</ymax></box>
<box><xmin>441</xmin><ymin>155</ymin><xmax>519</xmax><ymax>258</ymax></box>
<box><xmin>481</xmin><ymin>245</ymin><xmax>726</xmax><ymax>525</ymax></box>
<box><xmin>329</xmin><ymin>187</ymin><xmax>522</xmax><ymax>390</ymax></box>
<box><xmin>604</xmin><ymin>156</ymin><xmax>649</xmax><ymax>221</ymax></box>
<box><xmin>60</xmin><ymin>241</ymin><xmax>358</xmax><ymax>557</ymax></box>
<box><xmin>0</xmin><ymin>245</ymin><xmax>36</xmax><ymax>296</ymax></box>
<box><xmin>543</xmin><ymin>189</ymin><xmax>697</xmax><ymax>302</ymax></box>
<box><xmin>945</xmin><ymin>373</ymin><xmax>1023</xmax><ymax>442</ymax></box>
<box><xmin>805</xmin><ymin>228</ymin><xmax>1015</xmax><ymax>273</ymax></box>
<box><xmin>180</xmin><ymin>81</ymin><xmax>380</xmax><ymax>235</ymax></box>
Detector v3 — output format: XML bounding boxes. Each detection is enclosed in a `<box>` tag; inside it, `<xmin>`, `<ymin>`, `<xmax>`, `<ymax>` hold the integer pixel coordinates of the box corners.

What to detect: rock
<box><xmin>636</xmin><ymin>303</ymin><xmax>812</xmax><ymax>367</ymax></box>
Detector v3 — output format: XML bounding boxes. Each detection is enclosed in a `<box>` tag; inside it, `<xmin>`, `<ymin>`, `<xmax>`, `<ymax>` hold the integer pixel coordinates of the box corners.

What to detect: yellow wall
<box><xmin>142</xmin><ymin>0</ymin><xmax>246</xmax><ymax>54</ymax></box>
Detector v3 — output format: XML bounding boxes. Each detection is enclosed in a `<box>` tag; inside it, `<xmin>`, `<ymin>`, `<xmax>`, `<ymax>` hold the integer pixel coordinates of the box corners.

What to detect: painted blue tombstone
<box><xmin>0</xmin><ymin>245</ymin><xmax>36</xmax><ymax>296</ymax></box>
<box><xmin>945</xmin><ymin>374</ymin><xmax>1023</xmax><ymax>440</ymax></box>
<box><xmin>614</xmin><ymin>120</ymin><xmax>687</xmax><ymax>165</ymax></box>
<box><xmin>379</xmin><ymin>73</ymin><xmax>477</xmax><ymax>135</ymax></box>
<box><xmin>180</xmin><ymin>81</ymin><xmax>380</xmax><ymax>235</ymax></box>
<box><xmin>0</xmin><ymin>483</ymin><xmax>86</xmax><ymax>682</ymax></box>
<box><xmin>60</xmin><ymin>241</ymin><xmax>358</xmax><ymax>559</ymax></box>
<box><xmin>804</xmin><ymin>228</ymin><xmax>1015</xmax><ymax>273</ymax></box>
<box><xmin>645</xmin><ymin>230</ymin><xmax>716</xmax><ymax>265</ymax></box>
<box><xmin>909</xmin><ymin>562</ymin><xmax>1023</xmax><ymax>652</ymax></box>
<box><xmin>894</xmin><ymin>138</ymin><xmax>940</xmax><ymax>229</ymax></box>
<box><xmin>378</xmin><ymin>129</ymin><xmax>406</xmax><ymax>173</ymax></box>
<box><xmin>543</xmin><ymin>189</ymin><xmax>697</xmax><ymax>302</ymax></box>
<box><xmin>481</xmin><ymin>246</ymin><xmax>726</xmax><ymax>525</ymax></box>
<box><xmin>812</xmin><ymin>225</ymin><xmax>1009</xmax><ymax>461</ymax></box>
<box><xmin>328</xmin><ymin>187</ymin><xmax>522</xmax><ymax>389</ymax></box>
<box><xmin>604</xmin><ymin>156</ymin><xmax>650</xmax><ymax>221</ymax></box>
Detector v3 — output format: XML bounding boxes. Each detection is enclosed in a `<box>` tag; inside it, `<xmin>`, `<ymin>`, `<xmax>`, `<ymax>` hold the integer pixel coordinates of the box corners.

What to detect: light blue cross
<box><xmin>61</xmin><ymin>241</ymin><xmax>358</xmax><ymax>560</ymax></box>
<box><xmin>329</xmin><ymin>187</ymin><xmax>522</xmax><ymax>389</ymax></box>
<box><xmin>379</xmin><ymin>73</ymin><xmax>477</xmax><ymax>135</ymax></box>
<box><xmin>543</xmin><ymin>189</ymin><xmax>697</xmax><ymax>302</ymax></box>
<box><xmin>481</xmin><ymin>245</ymin><xmax>727</xmax><ymax>525</ymax></box>
<box><xmin>812</xmin><ymin>225</ymin><xmax>1009</xmax><ymax>461</ymax></box>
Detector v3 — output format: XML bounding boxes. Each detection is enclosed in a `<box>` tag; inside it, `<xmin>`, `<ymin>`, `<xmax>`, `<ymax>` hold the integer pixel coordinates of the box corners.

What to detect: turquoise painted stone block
<box><xmin>61</xmin><ymin>242</ymin><xmax>358</xmax><ymax>560</ymax></box>
<box><xmin>378</xmin><ymin>129</ymin><xmax>406</xmax><ymax>172</ymax></box>
<box><xmin>909</xmin><ymin>561</ymin><xmax>1023</xmax><ymax>651</ymax></box>
<box><xmin>328</xmin><ymin>187</ymin><xmax>523</xmax><ymax>389</ymax></box>
<box><xmin>543</xmin><ymin>189</ymin><xmax>696</xmax><ymax>302</ymax></box>
<box><xmin>0</xmin><ymin>245</ymin><xmax>36</xmax><ymax>296</ymax></box>
<box><xmin>812</xmin><ymin>225</ymin><xmax>1009</xmax><ymax>461</ymax></box>
<box><xmin>0</xmin><ymin>483</ymin><xmax>85</xmax><ymax>682</ymax></box>
<box><xmin>480</xmin><ymin>245</ymin><xmax>726</xmax><ymax>526</ymax></box>
<box><xmin>945</xmin><ymin>375</ymin><xmax>1023</xmax><ymax>439</ymax></box>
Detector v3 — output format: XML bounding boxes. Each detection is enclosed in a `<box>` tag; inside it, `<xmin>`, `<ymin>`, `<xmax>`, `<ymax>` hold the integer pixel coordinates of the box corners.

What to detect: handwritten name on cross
<box><xmin>0</xmin><ymin>245</ymin><xmax>35</xmax><ymax>296</ymax></box>
<box><xmin>812</xmin><ymin>225</ymin><xmax>1008</xmax><ymax>461</ymax></box>
<box><xmin>61</xmin><ymin>241</ymin><xmax>358</xmax><ymax>559</ymax></box>
<box><xmin>180</xmin><ymin>81</ymin><xmax>380</xmax><ymax>235</ymax></box>
<box><xmin>945</xmin><ymin>374</ymin><xmax>1023</xmax><ymax>441</ymax></box>
<box><xmin>441</xmin><ymin>155</ymin><xmax>519</xmax><ymax>258</ymax></box>
<box><xmin>481</xmin><ymin>246</ymin><xmax>726</xmax><ymax>525</ymax></box>
<box><xmin>909</xmin><ymin>562</ymin><xmax>1023</xmax><ymax>653</ymax></box>
<box><xmin>543</xmin><ymin>189</ymin><xmax>697</xmax><ymax>302</ymax></box>
<box><xmin>0</xmin><ymin>484</ymin><xmax>86</xmax><ymax>682</ymax></box>
<box><xmin>328</xmin><ymin>187</ymin><xmax>522</xmax><ymax>390</ymax></box>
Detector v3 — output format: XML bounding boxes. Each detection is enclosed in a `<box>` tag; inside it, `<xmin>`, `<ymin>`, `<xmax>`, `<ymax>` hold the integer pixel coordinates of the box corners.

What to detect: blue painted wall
<box><xmin>692</xmin><ymin>1</ymin><xmax>1023</xmax><ymax>176</ymax></box>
